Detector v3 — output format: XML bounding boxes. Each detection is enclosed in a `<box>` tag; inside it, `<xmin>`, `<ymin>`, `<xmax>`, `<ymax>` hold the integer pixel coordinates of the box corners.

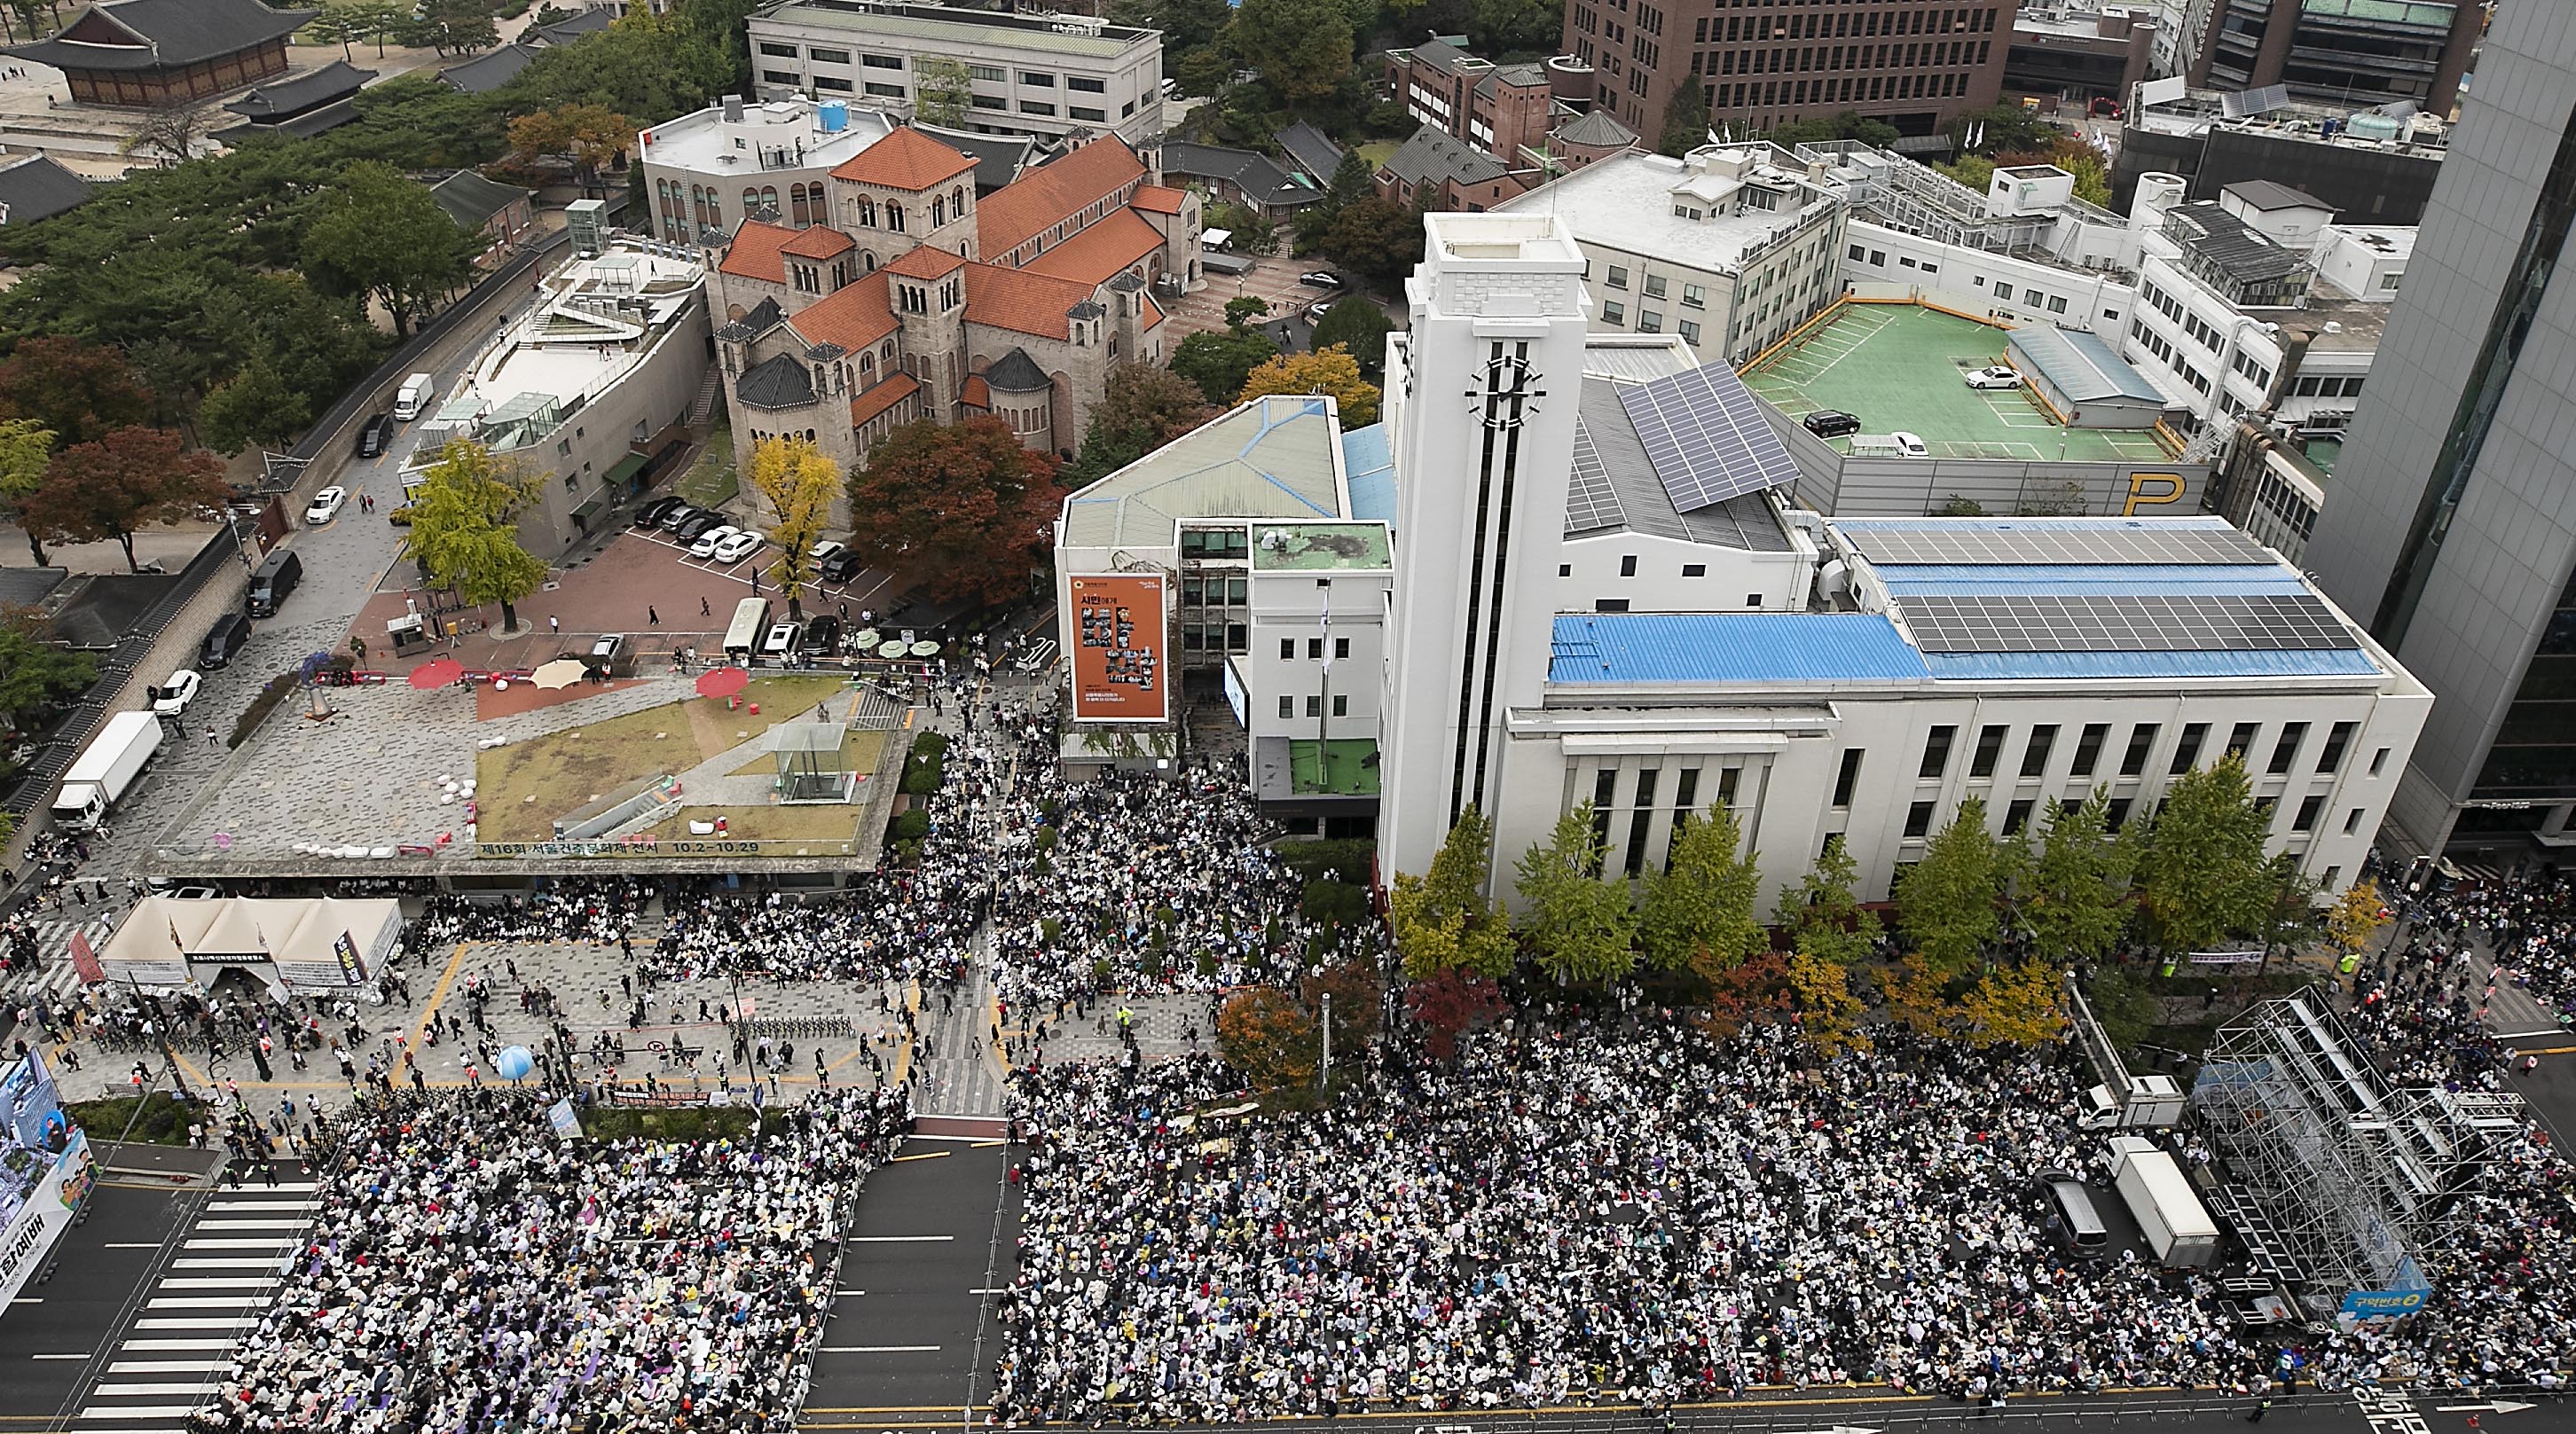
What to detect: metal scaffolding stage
<box><xmin>2194</xmin><ymin>987</ymin><xmax>2527</xmax><ymax>1311</ymax></box>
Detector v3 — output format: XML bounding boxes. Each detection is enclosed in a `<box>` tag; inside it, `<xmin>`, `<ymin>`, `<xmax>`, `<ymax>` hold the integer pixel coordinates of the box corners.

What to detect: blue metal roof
<box><xmin>1877</xmin><ymin>563</ymin><xmax>2310</xmax><ymax>597</ymax></box>
<box><xmin>1341</xmin><ymin>423</ymin><xmax>1396</xmax><ymax>527</ymax></box>
<box><xmin>1550</xmin><ymin>613</ymin><xmax>1931</xmax><ymax>685</ymax></box>
<box><xmin>1921</xmin><ymin>650</ymin><xmax>2384</xmax><ymax>681</ymax></box>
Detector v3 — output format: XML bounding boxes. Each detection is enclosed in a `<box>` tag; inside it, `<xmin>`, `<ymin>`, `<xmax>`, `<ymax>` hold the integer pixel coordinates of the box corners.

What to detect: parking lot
<box><xmin>1163</xmin><ymin>253</ymin><xmax>1390</xmax><ymax>357</ymax></box>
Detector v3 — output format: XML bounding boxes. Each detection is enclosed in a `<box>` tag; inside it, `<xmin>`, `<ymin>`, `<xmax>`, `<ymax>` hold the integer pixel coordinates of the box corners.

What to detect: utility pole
<box><xmin>1319</xmin><ymin>991</ymin><xmax>1331</xmax><ymax>1093</ymax></box>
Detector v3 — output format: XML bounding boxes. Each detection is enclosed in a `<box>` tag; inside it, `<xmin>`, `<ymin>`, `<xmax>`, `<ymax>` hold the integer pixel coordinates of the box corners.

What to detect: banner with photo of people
<box><xmin>0</xmin><ymin>1052</ymin><xmax>91</xmax><ymax>1318</ymax></box>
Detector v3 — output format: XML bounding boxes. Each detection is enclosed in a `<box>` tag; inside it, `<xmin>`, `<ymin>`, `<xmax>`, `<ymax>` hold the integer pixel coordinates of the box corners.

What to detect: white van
<box><xmin>1850</xmin><ymin>431</ymin><xmax>1930</xmax><ymax>458</ymax></box>
<box><xmin>392</xmin><ymin>372</ymin><xmax>435</xmax><ymax>422</ymax></box>
<box><xmin>723</xmin><ymin>597</ymin><xmax>771</xmax><ymax>664</ymax></box>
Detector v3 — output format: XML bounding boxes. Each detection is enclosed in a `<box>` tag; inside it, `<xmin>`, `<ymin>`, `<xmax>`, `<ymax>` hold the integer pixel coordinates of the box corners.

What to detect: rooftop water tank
<box><xmin>819</xmin><ymin>99</ymin><xmax>849</xmax><ymax>133</ymax></box>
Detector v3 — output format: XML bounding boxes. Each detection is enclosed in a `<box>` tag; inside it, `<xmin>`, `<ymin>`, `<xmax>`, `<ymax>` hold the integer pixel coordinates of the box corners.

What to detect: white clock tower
<box><xmin>1378</xmin><ymin>211</ymin><xmax>1594</xmax><ymax>888</ymax></box>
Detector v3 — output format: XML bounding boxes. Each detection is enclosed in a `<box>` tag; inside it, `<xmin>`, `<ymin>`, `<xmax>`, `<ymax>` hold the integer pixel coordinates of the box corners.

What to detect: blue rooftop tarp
<box><xmin>1341</xmin><ymin>424</ymin><xmax>1395</xmax><ymax>527</ymax></box>
<box><xmin>1550</xmin><ymin>613</ymin><xmax>1930</xmax><ymax>686</ymax></box>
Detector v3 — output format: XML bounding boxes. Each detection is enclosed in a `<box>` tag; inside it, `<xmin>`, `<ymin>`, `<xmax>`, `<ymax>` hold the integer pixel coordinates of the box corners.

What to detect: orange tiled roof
<box><xmin>851</xmin><ymin>372</ymin><xmax>921</xmax><ymax>427</ymax></box>
<box><xmin>960</xmin><ymin>374</ymin><xmax>991</xmax><ymax>410</ymax></box>
<box><xmin>962</xmin><ymin>262</ymin><xmax>1094</xmax><ymax>341</ymax></box>
<box><xmin>719</xmin><ymin>220</ymin><xmax>798</xmax><ymax>283</ymax></box>
<box><xmin>882</xmin><ymin>244</ymin><xmax>968</xmax><ymax>280</ymax></box>
<box><xmin>830</xmin><ymin>126</ymin><xmax>977</xmax><ymax>192</ymax></box>
<box><xmin>1141</xmin><ymin>292</ymin><xmax>1165</xmax><ymax>331</ymax></box>
<box><xmin>1128</xmin><ymin>184</ymin><xmax>1189</xmax><ymax>215</ymax></box>
<box><xmin>781</xmin><ymin>225</ymin><xmax>856</xmax><ymax>259</ymax></box>
<box><xmin>1023</xmin><ymin>208</ymin><xmax>1162</xmax><ymax>287</ymax></box>
<box><xmin>978</xmin><ymin>137</ymin><xmax>1147</xmax><ymax>259</ymax></box>
<box><xmin>787</xmin><ymin>270</ymin><xmax>899</xmax><ymax>354</ymax></box>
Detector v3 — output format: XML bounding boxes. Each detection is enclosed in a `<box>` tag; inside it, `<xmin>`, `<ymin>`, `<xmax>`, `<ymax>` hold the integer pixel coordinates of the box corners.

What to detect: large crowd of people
<box><xmin>995</xmin><ymin>1008</ymin><xmax>2576</xmax><ymax>1422</ymax></box>
<box><xmin>187</xmin><ymin>1084</ymin><xmax>909</xmax><ymax>1434</ymax></box>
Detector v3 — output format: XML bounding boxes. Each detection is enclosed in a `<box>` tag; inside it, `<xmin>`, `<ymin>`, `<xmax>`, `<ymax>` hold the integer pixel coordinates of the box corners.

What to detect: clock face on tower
<box><xmin>1465</xmin><ymin>353</ymin><xmax>1543</xmax><ymax>430</ymax></box>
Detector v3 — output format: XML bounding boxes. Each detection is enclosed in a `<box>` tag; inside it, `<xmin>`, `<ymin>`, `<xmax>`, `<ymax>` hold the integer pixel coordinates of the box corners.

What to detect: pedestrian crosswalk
<box><xmin>72</xmin><ymin>1179</ymin><xmax>314</xmax><ymax>1433</ymax></box>
<box><xmin>1</xmin><ymin>911</ymin><xmax>115</xmax><ymax>1002</ymax></box>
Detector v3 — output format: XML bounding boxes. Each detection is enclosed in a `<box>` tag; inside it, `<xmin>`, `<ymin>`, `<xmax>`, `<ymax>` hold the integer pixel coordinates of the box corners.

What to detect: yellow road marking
<box><xmin>410</xmin><ymin>940</ymin><xmax>474</xmax><ymax>1050</ymax></box>
<box><xmin>888</xmin><ymin>1150</ymin><xmax>950</xmax><ymax>1163</ymax></box>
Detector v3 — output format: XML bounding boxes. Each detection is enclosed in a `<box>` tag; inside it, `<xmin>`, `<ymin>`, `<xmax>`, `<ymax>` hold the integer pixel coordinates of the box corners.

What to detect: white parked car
<box><xmin>1963</xmin><ymin>365</ymin><xmax>2022</xmax><ymax>390</ymax></box>
<box><xmin>809</xmin><ymin>539</ymin><xmax>847</xmax><ymax>563</ymax></box>
<box><xmin>687</xmin><ymin>524</ymin><xmax>740</xmax><ymax>558</ymax></box>
<box><xmin>711</xmin><ymin>529</ymin><xmax>766</xmax><ymax>565</ymax></box>
<box><xmin>1890</xmin><ymin>430</ymin><xmax>1930</xmax><ymax>457</ymax></box>
<box><xmin>150</xmin><ymin>670</ymin><xmax>200</xmax><ymax>716</ymax></box>
<box><xmin>304</xmin><ymin>486</ymin><xmax>348</xmax><ymax>524</ymax></box>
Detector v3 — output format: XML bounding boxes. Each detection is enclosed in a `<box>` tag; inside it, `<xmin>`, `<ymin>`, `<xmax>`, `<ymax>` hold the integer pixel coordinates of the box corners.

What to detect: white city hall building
<box><xmin>1054</xmin><ymin>211</ymin><xmax>2431</xmax><ymax>909</ymax></box>
<box><xmin>1375</xmin><ymin>211</ymin><xmax>2428</xmax><ymax>907</ymax></box>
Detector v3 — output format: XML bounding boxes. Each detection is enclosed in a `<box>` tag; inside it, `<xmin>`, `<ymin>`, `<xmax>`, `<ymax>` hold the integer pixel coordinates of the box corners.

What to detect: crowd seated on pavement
<box><xmin>994</xmin><ymin>1007</ymin><xmax>2576</xmax><ymax>1423</ymax></box>
<box><xmin>186</xmin><ymin>1083</ymin><xmax>908</xmax><ymax>1434</ymax></box>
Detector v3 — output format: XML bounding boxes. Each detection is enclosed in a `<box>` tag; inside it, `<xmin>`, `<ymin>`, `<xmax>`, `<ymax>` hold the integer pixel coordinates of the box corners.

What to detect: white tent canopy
<box><xmin>99</xmin><ymin>896</ymin><xmax>400</xmax><ymax>994</ymax></box>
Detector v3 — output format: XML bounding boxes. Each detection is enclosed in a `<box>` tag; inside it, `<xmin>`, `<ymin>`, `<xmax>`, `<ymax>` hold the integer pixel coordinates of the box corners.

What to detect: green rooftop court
<box><xmin>1745</xmin><ymin>302</ymin><xmax>2178</xmax><ymax>464</ymax></box>
<box><xmin>1289</xmin><ymin>739</ymin><xmax>1379</xmax><ymax>796</ymax></box>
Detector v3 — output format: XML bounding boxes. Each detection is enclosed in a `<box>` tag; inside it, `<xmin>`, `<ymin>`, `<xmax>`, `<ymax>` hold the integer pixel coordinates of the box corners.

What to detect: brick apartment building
<box><xmin>1562</xmin><ymin>0</ymin><xmax>2008</xmax><ymax>140</ymax></box>
<box><xmin>1384</xmin><ymin>37</ymin><xmax>1579</xmax><ymax>163</ymax></box>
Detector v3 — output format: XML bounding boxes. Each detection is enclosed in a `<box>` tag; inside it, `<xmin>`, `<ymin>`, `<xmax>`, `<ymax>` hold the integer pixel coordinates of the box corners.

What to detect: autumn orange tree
<box><xmin>21</xmin><ymin>426</ymin><xmax>226</xmax><ymax>572</ymax></box>
<box><xmin>1404</xmin><ymin>967</ymin><xmax>1505</xmax><ymax>1060</ymax></box>
<box><xmin>1215</xmin><ymin>986</ymin><xmax>1321</xmax><ymax>1094</ymax></box>
<box><xmin>1237</xmin><ymin>345</ymin><xmax>1379</xmax><ymax>425</ymax></box>
<box><xmin>846</xmin><ymin>415</ymin><xmax>1060</xmax><ymax>605</ymax></box>
<box><xmin>507</xmin><ymin>103</ymin><xmax>634</xmax><ymax>195</ymax></box>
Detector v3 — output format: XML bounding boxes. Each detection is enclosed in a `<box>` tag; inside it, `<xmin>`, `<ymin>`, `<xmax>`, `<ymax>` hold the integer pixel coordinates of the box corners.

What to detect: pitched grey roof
<box><xmin>1473</xmin><ymin>63</ymin><xmax>1545</xmax><ymax>100</ymax></box>
<box><xmin>1276</xmin><ymin>121</ymin><xmax>1342</xmax><ymax>181</ymax></box>
<box><xmin>714</xmin><ymin>295</ymin><xmax>786</xmax><ymax>343</ymax></box>
<box><xmin>734</xmin><ymin>352</ymin><xmax>818</xmax><ymax>410</ymax></box>
<box><xmin>211</xmin><ymin>97</ymin><xmax>363</xmax><ymax>143</ymax></box>
<box><xmin>535</xmin><ymin>7</ymin><xmax>615</xmax><ymax>43</ymax></box>
<box><xmin>913</xmin><ymin>122</ymin><xmax>1031</xmax><ymax>194</ymax></box>
<box><xmin>1406</xmin><ymin>37</ymin><xmax>1468</xmax><ymax>73</ymax></box>
<box><xmin>982</xmin><ymin>348</ymin><xmax>1049</xmax><ymax>392</ymax></box>
<box><xmin>438</xmin><ymin>42</ymin><xmax>537</xmax><ymax>95</ymax></box>
<box><xmin>428</xmin><ymin>169</ymin><xmax>530</xmax><ymax>232</ymax></box>
<box><xmin>1161</xmin><ymin>141</ymin><xmax>1323</xmax><ymax>209</ymax></box>
<box><xmin>4</xmin><ymin>0</ymin><xmax>316</xmax><ymax>71</ymax></box>
<box><xmin>223</xmin><ymin>60</ymin><xmax>373</xmax><ymax>118</ymax></box>
<box><xmin>1552</xmin><ymin>108</ymin><xmax>1638</xmax><ymax>149</ymax></box>
<box><xmin>1065</xmin><ymin>300</ymin><xmax>1104</xmax><ymax>320</ymax></box>
<box><xmin>1379</xmin><ymin>125</ymin><xmax>1508</xmax><ymax>188</ymax></box>
<box><xmin>0</xmin><ymin>154</ymin><xmax>91</xmax><ymax>227</ymax></box>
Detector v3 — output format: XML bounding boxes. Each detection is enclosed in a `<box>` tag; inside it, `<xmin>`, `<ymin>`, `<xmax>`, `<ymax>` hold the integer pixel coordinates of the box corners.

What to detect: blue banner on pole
<box><xmin>2340</xmin><ymin>1288</ymin><xmax>2429</xmax><ymax>1319</ymax></box>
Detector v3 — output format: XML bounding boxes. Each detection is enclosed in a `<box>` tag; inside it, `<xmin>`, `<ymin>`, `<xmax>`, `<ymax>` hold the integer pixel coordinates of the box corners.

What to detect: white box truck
<box><xmin>51</xmin><ymin>709</ymin><xmax>162</xmax><ymax>829</ymax></box>
<box><xmin>2077</xmin><ymin>1073</ymin><xmax>2188</xmax><ymax>1130</ymax></box>
<box><xmin>392</xmin><ymin>372</ymin><xmax>435</xmax><ymax>422</ymax></box>
<box><xmin>2109</xmin><ymin>1134</ymin><xmax>2221</xmax><ymax>1267</ymax></box>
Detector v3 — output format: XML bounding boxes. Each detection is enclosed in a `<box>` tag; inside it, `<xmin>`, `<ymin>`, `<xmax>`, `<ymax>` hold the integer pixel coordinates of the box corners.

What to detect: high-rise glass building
<box><xmin>2304</xmin><ymin>1</ymin><xmax>2576</xmax><ymax>858</ymax></box>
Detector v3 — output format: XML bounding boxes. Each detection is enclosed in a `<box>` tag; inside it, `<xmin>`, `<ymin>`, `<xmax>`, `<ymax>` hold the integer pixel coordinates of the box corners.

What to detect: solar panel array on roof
<box><xmin>1900</xmin><ymin>593</ymin><xmax>2356</xmax><ymax>654</ymax></box>
<box><xmin>1564</xmin><ymin>417</ymin><xmax>1628</xmax><ymax>535</ymax></box>
<box><xmin>1844</xmin><ymin>524</ymin><xmax>2274</xmax><ymax>566</ymax></box>
<box><xmin>1615</xmin><ymin>363</ymin><xmax>1801</xmax><ymax>513</ymax></box>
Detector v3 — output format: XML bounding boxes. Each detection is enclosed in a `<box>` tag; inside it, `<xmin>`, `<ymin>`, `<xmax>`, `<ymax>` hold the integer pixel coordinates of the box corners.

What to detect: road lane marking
<box><xmin>819</xmin><ymin>1345</ymin><xmax>941</xmax><ymax>1352</ymax></box>
<box><xmin>847</xmin><ymin>1234</ymin><xmax>952</xmax><ymax>1242</ymax></box>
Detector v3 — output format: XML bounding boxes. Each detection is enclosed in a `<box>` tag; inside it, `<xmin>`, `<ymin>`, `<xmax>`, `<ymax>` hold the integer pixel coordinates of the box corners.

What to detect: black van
<box><xmin>247</xmin><ymin>549</ymin><xmax>302</xmax><ymax>618</ymax></box>
<box><xmin>200</xmin><ymin>613</ymin><xmax>250</xmax><ymax>670</ymax></box>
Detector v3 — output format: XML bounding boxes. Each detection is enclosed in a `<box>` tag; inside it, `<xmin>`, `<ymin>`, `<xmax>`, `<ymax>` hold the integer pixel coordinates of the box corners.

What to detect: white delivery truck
<box><xmin>392</xmin><ymin>372</ymin><xmax>436</xmax><ymax>421</ymax></box>
<box><xmin>51</xmin><ymin>709</ymin><xmax>163</xmax><ymax>829</ymax></box>
<box><xmin>2077</xmin><ymin>1073</ymin><xmax>2188</xmax><ymax>1130</ymax></box>
<box><xmin>2109</xmin><ymin>1134</ymin><xmax>2221</xmax><ymax>1267</ymax></box>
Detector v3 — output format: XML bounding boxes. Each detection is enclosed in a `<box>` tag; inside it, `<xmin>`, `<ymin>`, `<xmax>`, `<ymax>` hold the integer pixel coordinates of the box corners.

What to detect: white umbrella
<box><xmin>530</xmin><ymin>657</ymin><xmax>588</xmax><ymax>690</ymax></box>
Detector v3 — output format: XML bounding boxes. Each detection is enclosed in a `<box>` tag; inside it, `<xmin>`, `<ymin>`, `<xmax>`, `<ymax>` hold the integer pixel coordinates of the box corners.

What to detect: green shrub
<box><xmin>228</xmin><ymin>670</ymin><xmax>300</xmax><ymax>748</ymax></box>
<box><xmin>577</xmin><ymin>1106</ymin><xmax>758</xmax><ymax>1141</ymax></box>
<box><xmin>1275</xmin><ymin>838</ymin><xmax>1376</xmax><ymax>884</ymax></box>
<box><xmin>1300</xmin><ymin>878</ymin><xmax>1372</xmax><ymax>927</ymax></box>
<box><xmin>899</xmin><ymin>730</ymin><xmax>950</xmax><ymax>795</ymax></box>
<box><xmin>67</xmin><ymin>1093</ymin><xmax>198</xmax><ymax>1146</ymax></box>
<box><xmin>889</xmin><ymin>809</ymin><xmax>931</xmax><ymax>842</ymax></box>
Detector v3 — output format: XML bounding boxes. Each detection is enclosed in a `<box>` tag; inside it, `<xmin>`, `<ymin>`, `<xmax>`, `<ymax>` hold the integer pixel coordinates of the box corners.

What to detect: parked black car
<box><xmin>800</xmin><ymin>615</ymin><xmax>843</xmax><ymax>656</ymax></box>
<box><xmin>1802</xmin><ymin>409</ymin><xmax>1862</xmax><ymax>439</ymax></box>
<box><xmin>633</xmin><ymin>496</ymin><xmax>685</xmax><ymax>529</ymax></box>
<box><xmin>353</xmin><ymin>412</ymin><xmax>395</xmax><ymax>459</ymax></box>
<box><xmin>819</xmin><ymin>548</ymin><xmax>865</xmax><ymax>584</ymax></box>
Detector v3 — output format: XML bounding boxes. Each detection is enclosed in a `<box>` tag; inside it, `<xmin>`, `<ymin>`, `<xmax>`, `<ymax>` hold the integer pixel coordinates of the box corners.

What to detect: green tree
<box><xmin>418</xmin><ymin>0</ymin><xmax>499</xmax><ymax>54</ymax></box>
<box><xmin>1897</xmin><ymin>797</ymin><xmax>2009</xmax><ymax>975</ymax></box>
<box><xmin>2019</xmin><ymin>790</ymin><xmax>2135</xmax><ymax>964</ymax></box>
<box><xmin>1319</xmin><ymin>197</ymin><xmax>1421</xmax><ymax>289</ymax></box>
<box><xmin>0</xmin><ymin>418</ymin><xmax>53</xmax><ymax>566</ymax></box>
<box><xmin>507</xmin><ymin>12</ymin><xmax>732</xmax><ymax>127</ymax></box>
<box><xmin>1225</xmin><ymin>0</ymin><xmax>1352</xmax><ymax>105</ymax></box>
<box><xmin>334</xmin><ymin>1</ymin><xmax>412</xmax><ymax>59</ymax></box>
<box><xmin>1170</xmin><ymin>326</ymin><xmax>1278</xmax><ymax>404</ymax></box>
<box><xmin>846</xmin><ymin>415</ymin><xmax>1059</xmax><ymax>605</ymax></box>
<box><xmin>507</xmin><ymin>102</ymin><xmax>633</xmax><ymax>196</ymax></box>
<box><xmin>20</xmin><ymin>426</ymin><xmax>228</xmax><ymax>573</ymax></box>
<box><xmin>197</xmin><ymin>360</ymin><xmax>309</xmax><ymax>457</ymax></box>
<box><xmin>1659</xmin><ymin>79</ymin><xmax>1710</xmax><ymax>158</ymax></box>
<box><xmin>1937</xmin><ymin>153</ymin><xmax>1998</xmax><ymax>192</ymax></box>
<box><xmin>1202</xmin><ymin>198</ymin><xmax>1277</xmax><ymax>256</ymax></box>
<box><xmin>1062</xmin><ymin>364</ymin><xmax>1212</xmax><ymax>488</ymax></box>
<box><xmin>0</xmin><ymin>605</ymin><xmax>96</xmax><ymax>732</ymax></box>
<box><xmin>914</xmin><ymin>56</ymin><xmax>972</xmax><ymax>128</ymax></box>
<box><xmin>1774</xmin><ymin>833</ymin><xmax>1881</xmax><ymax>966</ymax></box>
<box><xmin>1172</xmin><ymin>45</ymin><xmax>1229</xmax><ymax>98</ymax></box>
<box><xmin>302</xmin><ymin>161</ymin><xmax>482</xmax><ymax>339</ymax></box>
<box><xmin>1389</xmin><ymin>804</ymin><xmax>1514</xmax><ymax>978</ymax></box>
<box><xmin>1223</xmin><ymin>294</ymin><xmax>1270</xmax><ymax>330</ymax></box>
<box><xmin>744</xmin><ymin>435</ymin><xmax>839</xmax><ymax>618</ymax></box>
<box><xmin>1951</xmin><ymin>102</ymin><xmax>2056</xmax><ymax>155</ymax></box>
<box><xmin>401</xmin><ymin>439</ymin><xmax>548</xmax><ymax>632</ymax></box>
<box><xmin>1309</xmin><ymin>299</ymin><xmax>1393</xmax><ymax>381</ymax></box>
<box><xmin>1109</xmin><ymin>0</ymin><xmax>1230</xmax><ymax>61</ymax></box>
<box><xmin>1637</xmin><ymin>801</ymin><xmax>1764</xmax><ymax>974</ymax></box>
<box><xmin>1513</xmin><ymin>803</ymin><xmax>1637</xmax><ymax>983</ymax></box>
<box><xmin>2138</xmin><ymin>754</ymin><xmax>2275</xmax><ymax>957</ymax></box>
<box><xmin>1467</xmin><ymin>0</ymin><xmax>1560</xmax><ymax>51</ymax></box>
<box><xmin>1326</xmin><ymin>148</ymin><xmax>1375</xmax><ymax>208</ymax></box>
<box><xmin>0</xmin><ymin>338</ymin><xmax>153</xmax><ymax>447</ymax></box>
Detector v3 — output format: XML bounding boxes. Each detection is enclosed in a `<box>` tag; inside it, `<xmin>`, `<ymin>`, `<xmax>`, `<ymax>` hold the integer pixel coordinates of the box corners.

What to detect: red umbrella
<box><xmin>408</xmin><ymin>658</ymin><xmax>465</xmax><ymax>690</ymax></box>
<box><xmin>695</xmin><ymin>665</ymin><xmax>750</xmax><ymax>698</ymax></box>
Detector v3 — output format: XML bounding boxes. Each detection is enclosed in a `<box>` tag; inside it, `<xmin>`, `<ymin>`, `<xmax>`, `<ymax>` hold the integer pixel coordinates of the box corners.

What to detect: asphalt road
<box><xmin>804</xmin><ymin>1136</ymin><xmax>1018</xmax><ymax>1427</ymax></box>
<box><xmin>0</xmin><ymin>1177</ymin><xmax>196</xmax><ymax>1425</ymax></box>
